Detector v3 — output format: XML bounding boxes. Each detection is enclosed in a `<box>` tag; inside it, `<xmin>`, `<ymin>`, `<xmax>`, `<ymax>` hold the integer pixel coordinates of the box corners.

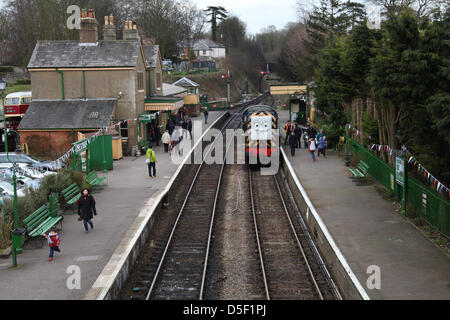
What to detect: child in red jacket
<box><xmin>43</xmin><ymin>229</ymin><xmax>61</xmax><ymax>261</ymax></box>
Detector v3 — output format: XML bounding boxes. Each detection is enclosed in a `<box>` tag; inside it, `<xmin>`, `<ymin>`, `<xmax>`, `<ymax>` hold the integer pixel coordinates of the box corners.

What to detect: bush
<box><xmin>15</xmin><ymin>79</ymin><xmax>31</xmax><ymax>85</ymax></box>
<box><xmin>0</xmin><ymin>66</ymin><xmax>13</xmax><ymax>73</ymax></box>
<box><xmin>1</xmin><ymin>169</ymin><xmax>84</xmax><ymax>225</ymax></box>
<box><xmin>322</xmin><ymin>124</ymin><xmax>344</xmax><ymax>149</ymax></box>
<box><xmin>0</xmin><ymin>214</ymin><xmax>13</xmax><ymax>249</ymax></box>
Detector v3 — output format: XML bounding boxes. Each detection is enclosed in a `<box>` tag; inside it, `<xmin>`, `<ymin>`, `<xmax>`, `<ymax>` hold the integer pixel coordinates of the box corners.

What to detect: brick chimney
<box><xmin>123</xmin><ymin>20</ymin><xmax>140</xmax><ymax>41</ymax></box>
<box><xmin>103</xmin><ymin>15</ymin><xmax>116</xmax><ymax>40</ymax></box>
<box><xmin>80</xmin><ymin>9</ymin><xmax>98</xmax><ymax>43</ymax></box>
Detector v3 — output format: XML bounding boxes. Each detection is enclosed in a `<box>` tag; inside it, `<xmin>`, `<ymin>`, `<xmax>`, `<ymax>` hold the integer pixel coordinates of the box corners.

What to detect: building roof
<box><xmin>18</xmin><ymin>99</ymin><xmax>116</xmax><ymax>130</ymax></box>
<box><xmin>162</xmin><ymin>83</ymin><xmax>187</xmax><ymax>96</ymax></box>
<box><xmin>172</xmin><ymin>77</ymin><xmax>200</xmax><ymax>88</ymax></box>
<box><xmin>143</xmin><ymin>45</ymin><xmax>160</xmax><ymax>69</ymax></box>
<box><xmin>181</xmin><ymin>39</ymin><xmax>225</xmax><ymax>50</ymax></box>
<box><xmin>27</xmin><ymin>41</ymin><xmax>141</xmax><ymax>69</ymax></box>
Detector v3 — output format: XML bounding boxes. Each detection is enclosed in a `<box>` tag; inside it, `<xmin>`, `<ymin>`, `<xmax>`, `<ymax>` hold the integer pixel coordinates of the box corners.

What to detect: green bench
<box><xmin>86</xmin><ymin>171</ymin><xmax>107</xmax><ymax>187</ymax></box>
<box><xmin>22</xmin><ymin>194</ymin><xmax>63</xmax><ymax>247</ymax></box>
<box><xmin>349</xmin><ymin>160</ymin><xmax>369</xmax><ymax>184</ymax></box>
<box><xmin>62</xmin><ymin>183</ymin><xmax>81</xmax><ymax>205</ymax></box>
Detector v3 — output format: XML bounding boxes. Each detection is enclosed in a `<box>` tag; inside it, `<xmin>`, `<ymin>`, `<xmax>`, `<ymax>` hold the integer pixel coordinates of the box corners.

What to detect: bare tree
<box><xmin>366</xmin><ymin>0</ymin><xmax>443</xmax><ymax>17</ymax></box>
<box><xmin>177</xmin><ymin>0</ymin><xmax>206</xmax><ymax>70</ymax></box>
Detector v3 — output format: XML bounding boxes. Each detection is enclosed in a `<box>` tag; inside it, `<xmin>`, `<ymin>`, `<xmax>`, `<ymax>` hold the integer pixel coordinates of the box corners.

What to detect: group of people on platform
<box><xmin>285</xmin><ymin>120</ymin><xmax>327</xmax><ymax>162</ymax></box>
<box><xmin>145</xmin><ymin>107</ymin><xmax>210</xmax><ymax>180</ymax></box>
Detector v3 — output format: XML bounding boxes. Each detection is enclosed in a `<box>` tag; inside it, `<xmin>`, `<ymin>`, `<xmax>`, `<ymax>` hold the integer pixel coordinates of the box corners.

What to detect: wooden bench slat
<box><xmin>67</xmin><ymin>193</ymin><xmax>81</xmax><ymax>205</ymax></box>
<box><xmin>87</xmin><ymin>172</ymin><xmax>107</xmax><ymax>186</ymax></box>
<box><xmin>23</xmin><ymin>205</ymin><xmax>47</xmax><ymax>225</ymax></box>
<box><xmin>29</xmin><ymin>216</ymin><xmax>63</xmax><ymax>238</ymax></box>
<box><xmin>26</xmin><ymin>210</ymin><xmax>49</xmax><ymax>231</ymax></box>
<box><xmin>64</xmin><ymin>188</ymin><xmax>80</xmax><ymax>199</ymax></box>
<box><xmin>61</xmin><ymin>183</ymin><xmax>78</xmax><ymax>194</ymax></box>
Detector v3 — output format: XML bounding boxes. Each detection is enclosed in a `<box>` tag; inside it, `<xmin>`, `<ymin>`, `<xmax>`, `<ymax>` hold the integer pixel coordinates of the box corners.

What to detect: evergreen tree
<box><xmin>204</xmin><ymin>6</ymin><xmax>227</xmax><ymax>42</ymax></box>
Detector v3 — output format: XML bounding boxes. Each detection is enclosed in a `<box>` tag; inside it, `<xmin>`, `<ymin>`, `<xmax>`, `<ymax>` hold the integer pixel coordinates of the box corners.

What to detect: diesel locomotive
<box><xmin>242</xmin><ymin>105</ymin><xmax>279</xmax><ymax>163</ymax></box>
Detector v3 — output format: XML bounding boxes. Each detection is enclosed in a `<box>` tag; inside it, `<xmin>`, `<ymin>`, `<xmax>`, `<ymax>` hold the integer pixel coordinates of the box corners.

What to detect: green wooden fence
<box><xmin>345</xmin><ymin>134</ymin><xmax>450</xmax><ymax>238</ymax></box>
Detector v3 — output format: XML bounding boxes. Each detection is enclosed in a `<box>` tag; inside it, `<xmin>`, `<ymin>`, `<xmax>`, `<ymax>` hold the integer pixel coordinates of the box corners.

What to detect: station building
<box><xmin>19</xmin><ymin>9</ymin><xmax>184</xmax><ymax>159</ymax></box>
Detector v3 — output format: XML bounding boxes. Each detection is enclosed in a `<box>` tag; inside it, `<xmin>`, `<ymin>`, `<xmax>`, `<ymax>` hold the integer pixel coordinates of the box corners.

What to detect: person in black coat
<box><xmin>288</xmin><ymin>132</ymin><xmax>297</xmax><ymax>156</ymax></box>
<box><xmin>167</xmin><ymin>120</ymin><xmax>175</xmax><ymax>136</ymax></box>
<box><xmin>187</xmin><ymin>119</ymin><xmax>193</xmax><ymax>139</ymax></box>
<box><xmin>154</xmin><ymin>126</ymin><xmax>161</xmax><ymax>147</ymax></box>
<box><xmin>77</xmin><ymin>188</ymin><xmax>97</xmax><ymax>232</ymax></box>
<box><xmin>294</xmin><ymin>124</ymin><xmax>302</xmax><ymax>149</ymax></box>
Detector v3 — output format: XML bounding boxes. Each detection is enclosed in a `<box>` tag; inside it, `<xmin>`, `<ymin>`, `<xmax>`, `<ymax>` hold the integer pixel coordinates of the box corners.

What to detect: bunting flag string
<box><xmin>368</xmin><ymin>142</ymin><xmax>449</xmax><ymax>198</ymax></box>
<box><xmin>52</xmin><ymin>115</ymin><xmax>148</xmax><ymax>165</ymax></box>
<box><xmin>352</xmin><ymin>124</ymin><xmax>449</xmax><ymax>198</ymax></box>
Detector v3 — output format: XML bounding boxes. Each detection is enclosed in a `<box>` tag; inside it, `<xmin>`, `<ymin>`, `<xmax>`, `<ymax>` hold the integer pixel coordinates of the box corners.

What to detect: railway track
<box><xmin>249</xmin><ymin>168</ymin><xmax>323</xmax><ymax>300</ymax></box>
<box><xmin>144</xmin><ymin>96</ymin><xmax>266</xmax><ymax>300</ymax></box>
<box><xmin>120</xmin><ymin>92</ymin><xmax>340</xmax><ymax>300</ymax></box>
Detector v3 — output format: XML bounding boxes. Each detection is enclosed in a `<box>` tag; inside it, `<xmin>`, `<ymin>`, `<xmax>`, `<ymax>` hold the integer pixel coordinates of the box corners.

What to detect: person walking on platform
<box><xmin>203</xmin><ymin>108</ymin><xmax>209</xmax><ymax>124</ymax></box>
<box><xmin>43</xmin><ymin>229</ymin><xmax>61</xmax><ymax>261</ymax></box>
<box><xmin>303</xmin><ymin>128</ymin><xmax>309</xmax><ymax>148</ymax></box>
<box><xmin>146</xmin><ymin>145</ymin><xmax>157</xmax><ymax>178</ymax></box>
<box><xmin>162</xmin><ymin>130</ymin><xmax>170</xmax><ymax>153</ymax></box>
<box><xmin>167</xmin><ymin>119</ymin><xmax>175</xmax><ymax>136</ymax></box>
<box><xmin>289</xmin><ymin>132</ymin><xmax>297</xmax><ymax>156</ymax></box>
<box><xmin>77</xmin><ymin>188</ymin><xmax>97</xmax><ymax>232</ymax></box>
<box><xmin>308</xmin><ymin>137</ymin><xmax>317</xmax><ymax>162</ymax></box>
<box><xmin>187</xmin><ymin>118</ymin><xmax>193</xmax><ymax>140</ymax></box>
<box><xmin>316</xmin><ymin>129</ymin><xmax>324</xmax><ymax>142</ymax></box>
<box><xmin>285</xmin><ymin>121</ymin><xmax>294</xmax><ymax>145</ymax></box>
<box><xmin>294</xmin><ymin>124</ymin><xmax>302</xmax><ymax>149</ymax></box>
<box><xmin>182</xmin><ymin>116</ymin><xmax>189</xmax><ymax>139</ymax></box>
<box><xmin>317</xmin><ymin>136</ymin><xmax>325</xmax><ymax>158</ymax></box>
<box><xmin>154</xmin><ymin>126</ymin><xmax>161</xmax><ymax>147</ymax></box>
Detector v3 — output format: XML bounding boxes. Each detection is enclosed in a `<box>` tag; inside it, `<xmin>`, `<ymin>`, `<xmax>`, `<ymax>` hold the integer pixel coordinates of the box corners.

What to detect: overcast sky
<box><xmin>0</xmin><ymin>0</ymin><xmax>300</xmax><ymax>34</ymax></box>
<box><xmin>0</xmin><ymin>0</ymin><xmax>373</xmax><ymax>35</ymax></box>
<box><xmin>194</xmin><ymin>0</ymin><xmax>300</xmax><ymax>35</ymax></box>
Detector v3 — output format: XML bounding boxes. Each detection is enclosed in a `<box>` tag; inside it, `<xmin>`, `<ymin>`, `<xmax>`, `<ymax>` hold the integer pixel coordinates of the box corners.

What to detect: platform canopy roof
<box><xmin>269</xmin><ymin>83</ymin><xmax>307</xmax><ymax>95</ymax></box>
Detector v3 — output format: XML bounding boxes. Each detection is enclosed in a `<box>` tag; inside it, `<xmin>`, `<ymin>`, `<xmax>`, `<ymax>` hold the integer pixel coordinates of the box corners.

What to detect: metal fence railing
<box><xmin>345</xmin><ymin>134</ymin><xmax>450</xmax><ymax>239</ymax></box>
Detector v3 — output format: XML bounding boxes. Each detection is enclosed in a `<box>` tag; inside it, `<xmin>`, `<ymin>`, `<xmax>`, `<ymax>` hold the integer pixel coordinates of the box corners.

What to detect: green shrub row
<box><xmin>1</xmin><ymin>169</ymin><xmax>85</xmax><ymax>225</ymax></box>
<box><xmin>0</xmin><ymin>66</ymin><xmax>13</xmax><ymax>73</ymax></box>
<box><xmin>14</xmin><ymin>79</ymin><xmax>31</xmax><ymax>85</ymax></box>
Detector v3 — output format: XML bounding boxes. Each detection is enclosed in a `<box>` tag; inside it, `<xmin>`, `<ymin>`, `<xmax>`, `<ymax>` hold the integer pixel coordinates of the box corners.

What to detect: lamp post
<box><xmin>102</xmin><ymin>128</ymin><xmax>107</xmax><ymax>172</ymax></box>
<box><xmin>1</xmin><ymin>79</ymin><xmax>20</xmax><ymax>267</ymax></box>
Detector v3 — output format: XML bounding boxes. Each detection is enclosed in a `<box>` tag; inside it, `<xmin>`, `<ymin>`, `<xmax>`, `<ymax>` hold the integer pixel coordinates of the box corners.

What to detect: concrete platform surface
<box><xmin>0</xmin><ymin>111</ymin><xmax>224</xmax><ymax>300</ymax></box>
<box><xmin>280</xmin><ymin>111</ymin><xmax>450</xmax><ymax>299</ymax></box>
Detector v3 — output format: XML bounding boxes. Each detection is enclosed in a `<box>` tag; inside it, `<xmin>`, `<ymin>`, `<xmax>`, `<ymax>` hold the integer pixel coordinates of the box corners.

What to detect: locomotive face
<box><xmin>251</xmin><ymin>116</ymin><xmax>272</xmax><ymax>140</ymax></box>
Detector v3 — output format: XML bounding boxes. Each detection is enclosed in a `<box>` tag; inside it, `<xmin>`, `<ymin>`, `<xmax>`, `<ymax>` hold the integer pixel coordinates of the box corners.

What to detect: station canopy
<box><xmin>270</xmin><ymin>83</ymin><xmax>307</xmax><ymax>95</ymax></box>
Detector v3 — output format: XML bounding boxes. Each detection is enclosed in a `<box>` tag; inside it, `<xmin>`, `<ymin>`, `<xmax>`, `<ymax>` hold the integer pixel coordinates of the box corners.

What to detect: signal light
<box><xmin>221</xmin><ymin>75</ymin><xmax>229</xmax><ymax>79</ymax></box>
<box><xmin>259</xmin><ymin>71</ymin><xmax>268</xmax><ymax>75</ymax></box>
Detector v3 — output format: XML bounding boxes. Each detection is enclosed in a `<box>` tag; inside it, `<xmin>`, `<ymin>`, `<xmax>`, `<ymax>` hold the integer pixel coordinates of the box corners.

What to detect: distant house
<box><xmin>172</xmin><ymin>77</ymin><xmax>200</xmax><ymax>95</ymax></box>
<box><xmin>180</xmin><ymin>39</ymin><xmax>226</xmax><ymax>60</ymax></box>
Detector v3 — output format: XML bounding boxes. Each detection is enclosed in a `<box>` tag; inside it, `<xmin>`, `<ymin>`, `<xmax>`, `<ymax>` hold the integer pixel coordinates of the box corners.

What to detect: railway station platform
<box><xmin>0</xmin><ymin>111</ymin><xmax>225</xmax><ymax>300</ymax></box>
<box><xmin>280</xmin><ymin>111</ymin><xmax>450</xmax><ymax>299</ymax></box>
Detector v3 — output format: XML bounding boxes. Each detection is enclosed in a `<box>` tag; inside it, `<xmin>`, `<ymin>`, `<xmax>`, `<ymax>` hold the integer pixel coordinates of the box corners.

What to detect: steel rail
<box><xmin>272</xmin><ymin>175</ymin><xmax>324</xmax><ymax>300</ymax></box>
<box><xmin>199</xmin><ymin>113</ymin><xmax>242</xmax><ymax>300</ymax></box>
<box><xmin>280</xmin><ymin>169</ymin><xmax>342</xmax><ymax>300</ymax></box>
<box><xmin>145</xmin><ymin>95</ymin><xmax>267</xmax><ymax>300</ymax></box>
<box><xmin>145</xmin><ymin>112</ymin><xmax>238</xmax><ymax>300</ymax></box>
<box><xmin>248</xmin><ymin>168</ymin><xmax>271</xmax><ymax>300</ymax></box>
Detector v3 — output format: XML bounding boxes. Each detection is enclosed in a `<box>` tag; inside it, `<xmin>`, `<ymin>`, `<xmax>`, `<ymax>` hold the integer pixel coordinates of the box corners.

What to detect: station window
<box><xmin>137</xmin><ymin>72</ymin><xmax>144</xmax><ymax>91</ymax></box>
<box><xmin>120</xmin><ymin>121</ymin><xmax>128</xmax><ymax>138</ymax></box>
<box><xmin>156</xmin><ymin>72</ymin><xmax>162</xmax><ymax>89</ymax></box>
